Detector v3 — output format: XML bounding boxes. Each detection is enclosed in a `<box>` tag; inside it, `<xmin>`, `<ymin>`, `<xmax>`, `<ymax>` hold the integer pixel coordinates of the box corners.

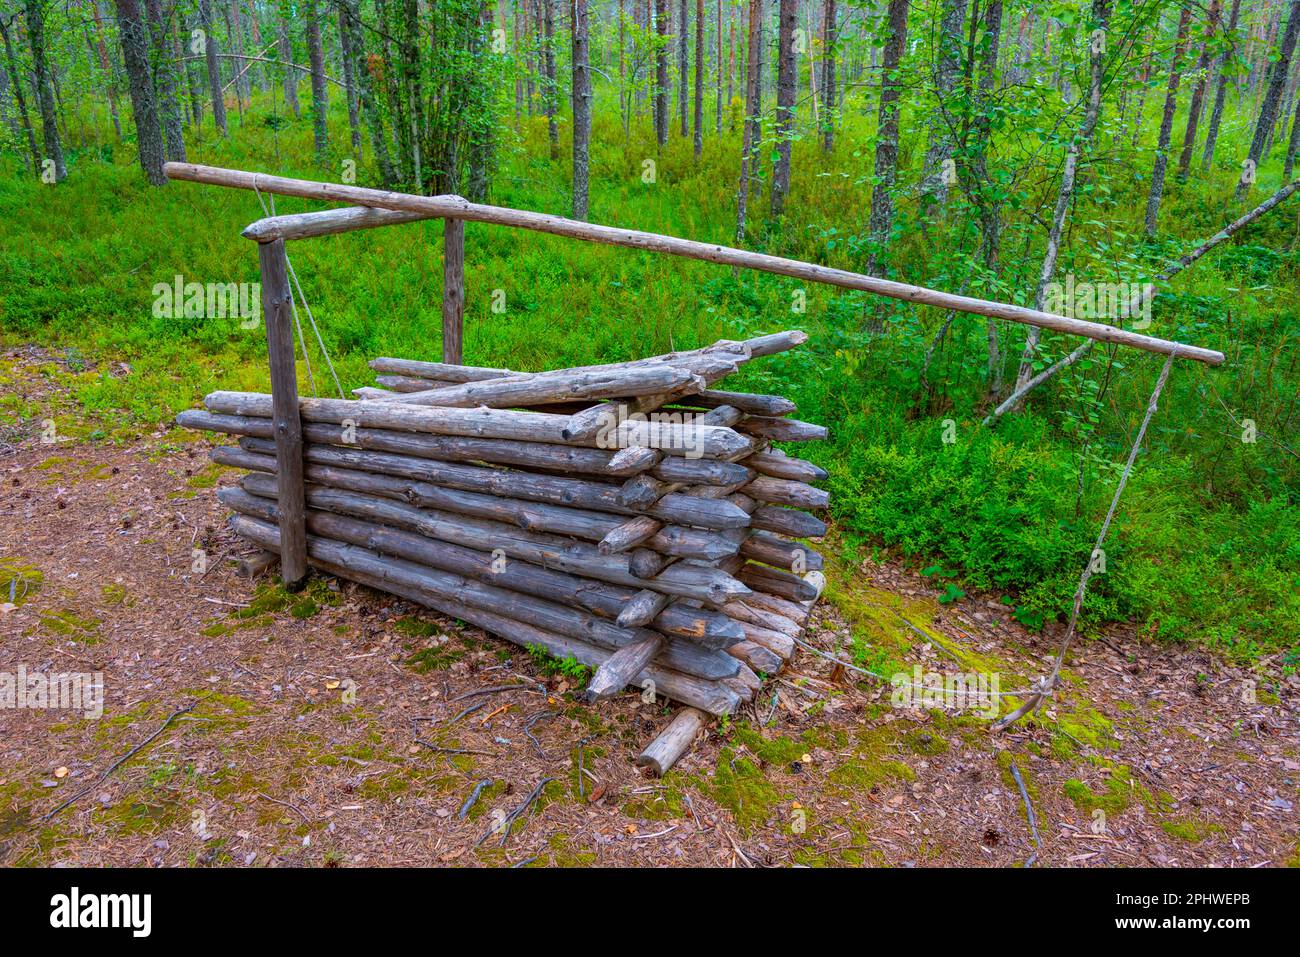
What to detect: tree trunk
<box><xmin>542</xmin><ymin>0</ymin><xmax>558</xmax><ymax>159</ymax></box>
<box><xmin>864</xmin><ymin>0</ymin><xmax>909</xmax><ymax>291</ymax></box>
<box><xmin>173</xmin><ymin>13</ymin><xmax>202</xmax><ymax>128</ymax></box>
<box><xmin>87</xmin><ymin>0</ymin><xmax>123</xmax><ymax>137</ymax></box>
<box><xmin>573</xmin><ymin>0</ymin><xmax>591</xmax><ymax>217</ymax></box>
<box><xmin>341</xmin><ymin>0</ymin><xmax>396</xmax><ymax>185</ymax></box>
<box><xmin>734</xmin><ymin>0</ymin><xmax>762</xmax><ymax>240</ymax></box>
<box><xmin>1285</xmin><ymin>70</ymin><xmax>1300</xmax><ymax>178</ymax></box>
<box><xmin>199</xmin><ymin>0</ymin><xmax>228</xmax><ymax>134</ymax></box>
<box><xmin>716</xmin><ymin>0</ymin><xmax>723</xmax><ymax>133</ymax></box>
<box><xmin>145</xmin><ymin>0</ymin><xmax>186</xmax><ymax>162</ymax></box>
<box><xmin>1237</xmin><ymin>0</ymin><xmax>1300</xmax><ymax>199</ymax></box>
<box><xmin>0</xmin><ymin>15</ymin><xmax>40</xmax><ymax>173</ymax></box>
<box><xmin>306</xmin><ymin>0</ymin><xmax>330</xmax><ymax>162</ymax></box>
<box><xmin>678</xmin><ymin>0</ymin><xmax>688</xmax><ymax>135</ymax></box>
<box><xmin>1144</xmin><ymin>4</ymin><xmax>1192</xmax><ymax>236</ymax></box>
<box><xmin>1012</xmin><ymin>0</ymin><xmax>1112</xmax><ymax>398</ymax></box>
<box><xmin>921</xmin><ymin>0</ymin><xmax>968</xmax><ymax>205</ymax></box>
<box><xmin>227</xmin><ymin>0</ymin><xmax>250</xmax><ymax>106</ymax></box>
<box><xmin>278</xmin><ymin>6</ymin><xmax>300</xmax><ymax>118</ymax></box>
<box><xmin>694</xmin><ymin>0</ymin><xmax>704</xmax><ymax>155</ymax></box>
<box><xmin>338</xmin><ymin>3</ymin><xmax>362</xmax><ymax>151</ymax></box>
<box><xmin>113</xmin><ymin>0</ymin><xmax>166</xmax><ymax>185</ymax></box>
<box><xmin>25</xmin><ymin>0</ymin><xmax>66</xmax><ymax>181</ymax></box>
<box><xmin>821</xmin><ymin>0</ymin><xmax>835</xmax><ymax>152</ymax></box>
<box><xmin>770</xmin><ymin>0</ymin><xmax>796</xmax><ymax>216</ymax></box>
<box><xmin>1201</xmin><ymin>0</ymin><xmax>1242</xmax><ymax>170</ymax></box>
<box><xmin>655</xmin><ymin>0</ymin><xmax>669</xmax><ymax>145</ymax></box>
<box><xmin>1178</xmin><ymin>0</ymin><xmax>1223</xmax><ymax>181</ymax></box>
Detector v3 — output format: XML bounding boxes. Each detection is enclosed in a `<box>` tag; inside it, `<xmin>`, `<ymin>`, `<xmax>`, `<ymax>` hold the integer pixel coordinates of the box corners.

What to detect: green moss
<box><xmin>1160</xmin><ymin>818</ymin><xmax>1223</xmax><ymax>843</ymax></box>
<box><xmin>622</xmin><ymin>786</ymin><xmax>685</xmax><ymax>820</ymax></box>
<box><xmin>405</xmin><ymin>643</ymin><xmax>466</xmax><ymax>673</ymax></box>
<box><xmin>0</xmin><ymin>558</ymin><xmax>43</xmax><ymax>606</ymax></box>
<box><xmin>1062</xmin><ymin>765</ymin><xmax>1158</xmax><ymax>817</ymax></box>
<box><xmin>828</xmin><ymin>758</ymin><xmax>915</xmax><ymax>790</ymax></box>
<box><xmin>100</xmin><ymin>582</ymin><xmax>130</xmax><ymax>606</ymax></box>
<box><xmin>903</xmin><ymin>729</ymin><xmax>949</xmax><ymax>756</ymax></box>
<box><xmin>548</xmin><ymin>832</ymin><xmax>597</xmax><ymax>866</ymax></box>
<box><xmin>38</xmin><ymin>608</ymin><xmax>102</xmax><ymax>643</ymax></box>
<box><xmin>692</xmin><ymin>748</ymin><xmax>784</xmax><ymax>834</ymax></box>
<box><xmin>394</xmin><ymin>616</ymin><xmax>440</xmax><ymax>638</ymax></box>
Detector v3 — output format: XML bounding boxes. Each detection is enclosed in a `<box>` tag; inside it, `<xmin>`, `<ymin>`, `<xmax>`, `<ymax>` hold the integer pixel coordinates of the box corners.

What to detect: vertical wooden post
<box><xmin>442</xmin><ymin>216</ymin><xmax>465</xmax><ymax>365</ymax></box>
<box><xmin>258</xmin><ymin>238</ymin><xmax>308</xmax><ymax>590</ymax></box>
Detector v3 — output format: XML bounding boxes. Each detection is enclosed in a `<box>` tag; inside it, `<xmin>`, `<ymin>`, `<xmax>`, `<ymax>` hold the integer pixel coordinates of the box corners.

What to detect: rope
<box><xmin>251</xmin><ymin>177</ymin><xmax>345</xmax><ymax>400</ymax></box>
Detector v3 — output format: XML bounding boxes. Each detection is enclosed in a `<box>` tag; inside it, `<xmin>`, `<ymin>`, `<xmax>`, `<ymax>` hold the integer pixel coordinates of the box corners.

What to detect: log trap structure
<box><xmin>166</xmin><ymin>163</ymin><xmax>1224</xmax><ymax>774</ymax></box>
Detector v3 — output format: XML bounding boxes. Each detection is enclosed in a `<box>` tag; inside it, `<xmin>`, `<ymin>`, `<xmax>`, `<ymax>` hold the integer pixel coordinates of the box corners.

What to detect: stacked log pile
<box><xmin>177</xmin><ymin>330</ymin><xmax>829</xmax><ymax>769</ymax></box>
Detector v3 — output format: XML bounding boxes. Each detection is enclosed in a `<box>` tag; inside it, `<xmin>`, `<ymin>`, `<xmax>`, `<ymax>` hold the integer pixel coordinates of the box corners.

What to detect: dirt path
<box><xmin>2</xmin><ymin>349</ymin><xmax>1297</xmax><ymax>867</ymax></box>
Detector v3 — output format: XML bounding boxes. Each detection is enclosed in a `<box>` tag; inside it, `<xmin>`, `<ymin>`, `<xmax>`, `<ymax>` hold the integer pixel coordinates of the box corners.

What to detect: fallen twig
<box><xmin>458</xmin><ymin>778</ymin><xmax>494</xmax><ymax>819</ymax></box>
<box><xmin>1009</xmin><ymin>760</ymin><xmax>1042</xmax><ymax>867</ymax></box>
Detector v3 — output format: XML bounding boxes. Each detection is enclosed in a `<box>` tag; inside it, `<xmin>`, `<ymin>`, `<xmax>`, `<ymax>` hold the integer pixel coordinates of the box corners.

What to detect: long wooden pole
<box><xmin>257</xmin><ymin>237</ymin><xmax>308</xmax><ymax>589</ymax></box>
<box><xmin>443</xmin><ymin>218</ymin><xmax>465</xmax><ymax>364</ymax></box>
<box><xmin>164</xmin><ymin>162</ymin><xmax>1225</xmax><ymax>366</ymax></box>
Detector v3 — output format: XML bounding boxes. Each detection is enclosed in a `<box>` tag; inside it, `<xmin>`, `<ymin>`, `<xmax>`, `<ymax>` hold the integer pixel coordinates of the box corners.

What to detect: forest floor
<box><xmin>1</xmin><ymin>346</ymin><xmax>1297</xmax><ymax>868</ymax></box>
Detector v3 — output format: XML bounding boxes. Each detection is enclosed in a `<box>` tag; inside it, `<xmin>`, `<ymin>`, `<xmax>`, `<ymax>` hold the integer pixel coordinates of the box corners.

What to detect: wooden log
<box><xmin>745</xmin><ymin>449</ymin><xmax>829</xmax><ymax>483</ymax></box>
<box><xmin>177</xmin><ymin>409</ymin><xmax>659</xmax><ymax>478</ymax></box>
<box><xmin>221</xmin><ymin>491</ymin><xmax>737</xmax><ymax>677</ymax></box>
<box><xmin>653</xmin><ymin>456</ymin><xmax>752</xmax><ymax>486</ymax></box>
<box><xmin>800</xmin><ymin>570</ymin><xmax>827</xmax><ymax>603</ymax></box>
<box><xmin>235</xmin><ymin>549</ymin><xmax>278</xmax><ymax>578</ymax></box>
<box><xmin>585</xmin><ymin>636</ymin><xmax>663</xmax><ymax>702</ymax></box>
<box><xmin>234</xmin><ymin>475</ymin><xmax>750</xmax><ymax>607</ymax></box>
<box><xmin>223</xmin><ymin>483</ymin><xmax>740</xmax><ymax>647</ymax></box>
<box><xmin>443</xmin><ymin>218</ymin><xmax>464</xmax><ymax>364</ymax></box>
<box><xmin>675</xmin><ymin>389</ymin><xmax>797</xmax><ymax>416</ymax></box>
<box><xmin>616</xmin><ymin>589</ymin><xmax>671</xmax><ymax>628</ymax></box>
<box><xmin>722</xmin><ymin>600</ymin><xmax>802</xmax><ymax>638</ymax></box>
<box><xmin>743</xmin><ymin>591</ymin><xmax>811</xmax><ymax>624</ymax></box>
<box><xmin>203</xmin><ymin>391</ymin><xmax>752</xmax><ymax>459</ymax></box>
<box><xmin>391</xmin><ymin>363</ymin><xmax>702</xmax><ymax>409</ymax></box>
<box><xmin>736</xmin><ymin>620</ymin><xmax>796</xmax><ymax>660</ymax></box>
<box><xmin>750</xmin><ymin>504</ymin><xmax>827</xmax><ymax>539</ymax></box>
<box><xmin>374</xmin><ymin>375</ymin><xmax>461</xmax><ymax>392</ymax></box>
<box><xmin>726</xmin><ymin>639</ymin><xmax>783</xmax><ymax>675</ymax></box>
<box><xmin>241</xmin><ymin>204</ymin><xmax>434</xmax><ymax>241</ymax></box>
<box><xmin>742</xmin><ymin>475</ymin><xmax>829</xmax><ymax>510</ymax></box>
<box><xmin>369</xmin><ymin>357</ymin><xmax>515</xmax><ymax>383</ymax></box>
<box><xmin>257</xmin><ymin>237</ymin><xmax>307</xmax><ymax>589</ymax></box>
<box><xmin>738</xmin><ymin>416</ymin><xmax>830</xmax><ymax>442</ymax></box>
<box><xmin>636</xmin><ymin>707</ymin><xmax>708</xmax><ymax>775</ymax></box>
<box><xmin>598</xmin><ymin>515</ymin><xmax>661</xmax><ymax>554</ymax></box>
<box><xmin>739</xmin><ymin>562</ymin><xmax>820</xmax><ymax>602</ymax></box>
<box><xmin>168</xmin><ymin>162</ymin><xmax>1222</xmax><ymax>364</ymax></box>
<box><xmin>227</xmin><ymin>514</ymin><xmax>740</xmax><ymax>715</ymax></box>
<box><xmin>221</xmin><ymin>447</ymin><xmax>741</xmax><ymax>561</ymax></box>
<box><xmin>739</xmin><ymin>530</ymin><xmax>824</xmax><ymax>572</ymax></box>
<box><xmin>629</xmin><ymin>548</ymin><xmax>668</xmax><ymax>579</ymax></box>
<box><xmin>620</xmin><ymin>474</ymin><xmax>665</xmax><ymax>509</ymax></box>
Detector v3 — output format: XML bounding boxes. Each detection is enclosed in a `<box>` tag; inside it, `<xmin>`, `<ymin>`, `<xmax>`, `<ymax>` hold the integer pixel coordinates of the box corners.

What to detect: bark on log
<box><xmin>637</xmin><ymin>707</ymin><xmax>708</xmax><ymax>774</ymax></box>
<box><xmin>586</xmin><ymin>636</ymin><xmax>663</xmax><ymax>701</ymax></box>
<box><xmin>744</xmin><ymin>450</ymin><xmax>828</xmax><ymax>483</ymax></box>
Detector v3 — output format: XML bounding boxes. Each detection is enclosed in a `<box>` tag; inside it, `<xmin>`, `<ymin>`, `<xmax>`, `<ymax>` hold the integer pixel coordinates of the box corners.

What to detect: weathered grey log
<box><xmin>374</xmin><ymin>375</ymin><xmax>460</xmax><ymax>392</ymax></box>
<box><xmin>619</xmin><ymin>474</ymin><xmax>665</xmax><ymax>509</ymax></box>
<box><xmin>739</xmin><ymin>531</ymin><xmax>824</xmax><ymax>572</ymax></box>
<box><xmin>390</xmin><ymin>362</ymin><xmax>702</xmax><ymax>409</ymax></box>
<box><xmin>743</xmin><ymin>591</ymin><xmax>811</xmax><ymax>624</ymax></box>
<box><xmin>223</xmin><ymin>482</ymin><xmax>740</xmax><ymax>647</ymax></box>
<box><xmin>227</xmin><ymin>514</ymin><xmax>740</xmax><ymax>715</ymax></box>
<box><xmin>629</xmin><ymin>548</ymin><xmax>668</xmax><ymax>579</ymax></box>
<box><xmin>235</xmin><ymin>474</ymin><xmax>750</xmax><ymax>607</ymax></box>
<box><xmin>726</xmin><ymin>639</ymin><xmax>783</xmax><ymax>675</ymax></box>
<box><xmin>750</xmin><ymin>504</ymin><xmax>827</xmax><ymax>539</ymax></box>
<box><xmin>204</xmin><ymin>391</ymin><xmax>752</xmax><ymax>459</ymax></box>
<box><xmin>178</xmin><ymin>409</ymin><xmax>659</xmax><ymax>478</ymax></box>
<box><xmin>742</xmin><ymin>475</ymin><xmax>829</xmax><ymax>510</ymax></box>
<box><xmin>800</xmin><ymin>570</ymin><xmax>827</xmax><ymax>603</ymax></box>
<box><xmin>585</xmin><ymin>636</ymin><xmax>663</xmax><ymax>702</ymax></box>
<box><xmin>676</xmin><ymin>389</ymin><xmax>797</xmax><ymax>416</ymax></box>
<box><xmin>235</xmin><ymin>549</ymin><xmax>278</xmax><ymax>578</ymax></box>
<box><xmin>222</xmin><ymin>447</ymin><xmax>742</xmax><ymax>562</ymax></box>
<box><xmin>257</xmin><ymin>237</ymin><xmax>307</xmax><ymax>589</ymax></box>
<box><xmin>745</xmin><ymin>449</ymin><xmax>828</xmax><ymax>483</ymax></box>
<box><xmin>724</xmin><ymin>662</ymin><xmax>763</xmax><ymax>697</ymax></box>
<box><xmin>637</xmin><ymin>707</ymin><xmax>708</xmax><ymax>775</ymax></box>
<box><xmin>739</xmin><ymin>562</ymin><xmax>820</xmax><ymax>602</ymax></box>
<box><xmin>723</xmin><ymin>600</ymin><xmax>802</xmax><ymax>637</ymax></box>
<box><xmin>616</xmin><ymin>589</ymin><xmax>671</xmax><ymax>628</ymax></box>
<box><xmin>653</xmin><ymin>456</ymin><xmax>753</xmax><ymax>486</ymax></box>
<box><xmin>240</xmin><ymin>204</ymin><xmax>433</xmax><ymax>241</ymax></box>
<box><xmin>221</xmin><ymin>491</ymin><xmax>738</xmax><ymax>677</ymax></box>
<box><xmin>598</xmin><ymin>515</ymin><xmax>661</xmax><ymax>554</ymax></box>
<box><xmin>370</xmin><ymin>357</ymin><xmax>515</xmax><ymax>383</ymax></box>
<box><xmin>738</xmin><ymin>416</ymin><xmax>830</xmax><ymax>442</ymax></box>
<box><xmin>736</xmin><ymin>620</ymin><xmax>795</xmax><ymax>660</ymax></box>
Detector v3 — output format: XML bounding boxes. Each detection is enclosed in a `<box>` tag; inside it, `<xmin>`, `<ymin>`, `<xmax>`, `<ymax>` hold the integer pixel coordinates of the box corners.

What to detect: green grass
<box><xmin>1</xmin><ymin>83</ymin><xmax>1296</xmax><ymax>663</ymax></box>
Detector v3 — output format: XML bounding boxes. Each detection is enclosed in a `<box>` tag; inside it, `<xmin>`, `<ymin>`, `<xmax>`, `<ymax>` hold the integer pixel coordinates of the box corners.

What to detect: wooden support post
<box><xmin>443</xmin><ymin>217</ymin><xmax>465</xmax><ymax>365</ymax></box>
<box><xmin>258</xmin><ymin>238</ymin><xmax>308</xmax><ymax>590</ymax></box>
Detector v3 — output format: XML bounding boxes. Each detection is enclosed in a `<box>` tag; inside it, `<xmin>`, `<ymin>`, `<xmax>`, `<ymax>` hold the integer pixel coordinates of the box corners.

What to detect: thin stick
<box><xmin>1009</xmin><ymin>761</ymin><xmax>1042</xmax><ymax>867</ymax></box>
<box><xmin>42</xmin><ymin>696</ymin><xmax>207</xmax><ymax>821</ymax></box>
<box><xmin>994</xmin><ymin>350</ymin><xmax>1178</xmax><ymax>731</ymax></box>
